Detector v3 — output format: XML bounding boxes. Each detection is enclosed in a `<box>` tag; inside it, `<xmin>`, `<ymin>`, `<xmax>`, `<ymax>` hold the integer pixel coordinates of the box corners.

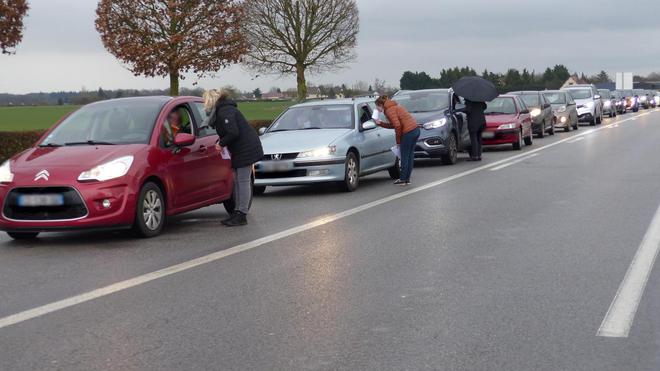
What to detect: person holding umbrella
<box><xmin>452</xmin><ymin>76</ymin><xmax>499</xmax><ymax>162</ymax></box>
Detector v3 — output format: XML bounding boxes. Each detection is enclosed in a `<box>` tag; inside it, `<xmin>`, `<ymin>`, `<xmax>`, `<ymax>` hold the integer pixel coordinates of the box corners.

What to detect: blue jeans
<box><xmin>399</xmin><ymin>127</ymin><xmax>420</xmax><ymax>181</ymax></box>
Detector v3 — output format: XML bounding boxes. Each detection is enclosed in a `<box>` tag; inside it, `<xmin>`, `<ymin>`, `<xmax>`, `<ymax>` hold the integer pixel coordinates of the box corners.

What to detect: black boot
<box><xmin>221</xmin><ymin>211</ymin><xmax>238</xmax><ymax>223</ymax></box>
<box><xmin>222</xmin><ymin>212</ymin><xmax>247</xmax><ymax>227</ymax></box>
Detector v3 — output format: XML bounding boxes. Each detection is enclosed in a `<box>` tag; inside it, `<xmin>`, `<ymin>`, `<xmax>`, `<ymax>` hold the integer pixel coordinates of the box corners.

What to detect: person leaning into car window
<box><xmin>374</xmin><ymin>95</ymin><xmax>420</xmax><ymax>186</ymax></box>
<box><xmin>212</xmin><ymin>89</ymin><xmax>264</xmax><ymax>227</ymax></box>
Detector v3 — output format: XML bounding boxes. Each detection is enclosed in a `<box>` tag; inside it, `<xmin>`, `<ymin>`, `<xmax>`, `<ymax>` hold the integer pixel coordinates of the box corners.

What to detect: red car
<box><xmin>482</xmin><ymin>95</ymin><xmax>534</xmax><ymax>150</ymax></box>
<box><xmin>0</xmin><ymin>96</ymin><xmax>236</xmax><ymax>240</ymax></box>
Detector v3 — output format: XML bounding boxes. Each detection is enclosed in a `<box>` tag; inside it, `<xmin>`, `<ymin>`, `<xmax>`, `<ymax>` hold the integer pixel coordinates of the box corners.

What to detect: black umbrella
<box><xmin>452</xmin><ymin>76</ymin><xmax>498</xmax><ymax>103</ymax></box>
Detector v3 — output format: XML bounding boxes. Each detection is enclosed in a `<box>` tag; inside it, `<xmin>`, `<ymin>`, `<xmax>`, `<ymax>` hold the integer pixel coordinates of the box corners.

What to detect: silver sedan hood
<box><xmin>259</xmin><ymin>129</ymin><xmax>352</xmax><ymax>154</ymax></box>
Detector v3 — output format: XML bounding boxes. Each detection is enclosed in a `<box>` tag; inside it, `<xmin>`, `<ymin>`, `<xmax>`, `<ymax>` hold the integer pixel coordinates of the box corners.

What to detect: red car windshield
<box><xmin>485</xmin><ymin>97</ymin><xmax>517</xmax><ymax>115</ymax></box>
<box><xmin>41</xmin><ymin>100</ymin><xmax>163</xmax><ymax>147</ymax></box>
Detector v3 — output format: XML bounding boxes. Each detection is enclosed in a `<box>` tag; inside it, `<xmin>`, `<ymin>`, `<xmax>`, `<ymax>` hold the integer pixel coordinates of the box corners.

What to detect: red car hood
<box><xmin>485</xmin><ymin>114</ymin><xmax>518</xmax><ymax>128</ymax></box>
<box><xmin>9</xmin><ymin>144</ymin><xmax>146</xmax><ymax>172</ymax></box>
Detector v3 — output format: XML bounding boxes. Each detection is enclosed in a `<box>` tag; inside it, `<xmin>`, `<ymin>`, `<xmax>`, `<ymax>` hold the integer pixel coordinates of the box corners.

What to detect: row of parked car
<box><xmin>0</xmin><ymin>87</ymin><xmax>658</xmax><ymax>240</ymax></box>
<box><xmin>253</xmin><ymin>85</ymin><xmax>660</xmax><ymax>193</ymax></box>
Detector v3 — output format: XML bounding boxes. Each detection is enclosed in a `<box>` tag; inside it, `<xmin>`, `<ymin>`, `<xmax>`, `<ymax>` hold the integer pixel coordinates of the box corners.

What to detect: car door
<box><xmin>451</xmin><ymin>94</ymin><xmax>470</xmax><ymax>147</ymax></box>
<box><xmin>159</xmin><ymin>104</ymin><xmax>212</xmax><ymax>209</ymax></box>
<box><xmin>540</xmin><ymin>93</ymin><xmax>552</xmax><ymax>123</ymax></box>
<box><xmin>190</xmin><ymin>101</ymin><xmax>233</xmax><ymax>201</ymax></box>
<box><xmin>356</xmin><ymin>103</ymin><xmax>387</xmax><ymax>172</ymax></box>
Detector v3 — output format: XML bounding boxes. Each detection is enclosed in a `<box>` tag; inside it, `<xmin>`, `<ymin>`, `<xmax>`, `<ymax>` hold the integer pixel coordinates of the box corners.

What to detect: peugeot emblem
<box><xmin>35</xmin><ymin>170</ymin><xmax>50</xmax><ymax>181</ymax></box>
<box><xmin>272</xmin><ymin>154</ymin><xmax>282</xmax><ymax>161</ymax></box>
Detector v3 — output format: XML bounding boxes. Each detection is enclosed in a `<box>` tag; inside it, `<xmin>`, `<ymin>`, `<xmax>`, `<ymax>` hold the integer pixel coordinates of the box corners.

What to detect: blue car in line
<box><xmin>254</xmin><ymin>98</ymin><xmax>400</xmax><ymax>194</ymax></box>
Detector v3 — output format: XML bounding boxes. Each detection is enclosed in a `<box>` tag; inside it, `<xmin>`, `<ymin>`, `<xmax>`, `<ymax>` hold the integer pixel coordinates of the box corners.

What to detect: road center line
<box><xmin>597</xmin><ymin>199</ymin><xmax>660</xmax><ymax>338</ymax></box>
<box><xmin>490</xmin><ymin>153</ymin><xmax>538</xmax><ymax>171</ymax></box>
<box><xmin>567</xmin><ymin>136</ymin><xmax>585</xmax><ymax>144</ymax></box>
<box><xmin>0</xmin><ymin>110</ymin><xmax>655</xmax><ymax>331</ymax></box>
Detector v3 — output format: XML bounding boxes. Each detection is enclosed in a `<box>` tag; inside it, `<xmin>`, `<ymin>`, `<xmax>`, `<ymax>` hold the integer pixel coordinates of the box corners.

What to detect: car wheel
<box><xmin>7</xmin><ymin>232</ymin><xmax>39</xmax><ymax>240</ymax></box>
<box><xmin>565</xmin><ymin>122</ymin><xmax>571</xmax><ymax>132</ymax></box>
<box><xmin>388</xmin><ymin>158</ymin><xmax>401</xmax><ymax>180</ymax></box>
<box><xmin>573</xmin><ymin>116</ymin><xmax>579</xmax><ymax>130</ymax></box>
<box><xmin>590</xmin><ymin>114</ymin><xmax>596</xmax><ymax>126</ymax></box>
<box><xmin>340</xmin><ymin>152</ymin><xmax>359</xmax><ymax>192</ymax></box>
<box><xmin>441</xmin><ymin>134</ymin><xmax>458</xmax><ymax>165</ymax></box>
<box><xmin>134</xmin><ymin>182</ymin><xmax>165</xmax><ymax>238</ymax></box>
<box><xmin>513</xmin><ymin>129</ymin><xmax>523</xmax><ymax>150</ymax></box>
<box><xmin>524</xmin><ymin>129</ymin><xmax>533</xmax><ymax>146</ymax></box>
<box><xmin>548</xmin><ymin>120</ymin><xmax>555</xmax><ymax>135</ymax></box>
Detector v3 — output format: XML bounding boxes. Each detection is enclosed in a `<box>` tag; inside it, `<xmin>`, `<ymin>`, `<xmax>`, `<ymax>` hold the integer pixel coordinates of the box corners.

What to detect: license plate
<box><xmin>261</xmin><ymin>162</ymin><xmax>293</xmax><ymax>172</ymax></box>
<box><xmin>18</xmin><ymin>194</ymin><xmax>65</xmax><ymax>207</ymax></box>
<box><xmin>482</xmin><ymin>132</ymin><xmax>495</xmax><ymax>139</ymax></box>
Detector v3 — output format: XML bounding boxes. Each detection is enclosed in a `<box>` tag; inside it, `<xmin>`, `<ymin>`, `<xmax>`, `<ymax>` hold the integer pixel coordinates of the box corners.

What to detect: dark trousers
<box><xmin>400</xmin><ymin>127</ymin><xmax>420</xmax><ymax>181</ymax></box>
<box><xmin>469</xmin><ymin>130</ymin><xmax>483</xmax><ymax>159</ymax></box>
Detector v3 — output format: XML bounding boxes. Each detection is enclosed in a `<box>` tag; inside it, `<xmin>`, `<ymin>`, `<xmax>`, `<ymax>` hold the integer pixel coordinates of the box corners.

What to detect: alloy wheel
<box><xmin>347</xmin><ymin>157</ymin><xmax>358</xmax><ymax>186</ymax></box>
<box><xmin>142</xmin><ymin>190</ymin><xmax>163</xmax><ymax>231</ymax></box>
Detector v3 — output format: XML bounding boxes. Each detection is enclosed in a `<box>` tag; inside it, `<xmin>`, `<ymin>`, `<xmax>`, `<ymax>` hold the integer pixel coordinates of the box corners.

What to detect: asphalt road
<box><xmin>1</xmin><ymin>109</ymin><xmax>660</xmax><ymax>370</ymax></box>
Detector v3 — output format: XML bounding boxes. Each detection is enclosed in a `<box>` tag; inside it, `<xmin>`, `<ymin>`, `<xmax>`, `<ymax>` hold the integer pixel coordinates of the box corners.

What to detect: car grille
<box><xmin>262</xmin><ymin>153</ymin><xmax>299</xmax><ymax>161</ymax></box>
<box><xmin>255</xmin><ymin>170</ymin><xmax>307</xmax><ymax>179</ymax></box>
<box><xmin>3</xmin><ymin>187</ymin><xmax>88</xmax><ymax>221</ymax></box>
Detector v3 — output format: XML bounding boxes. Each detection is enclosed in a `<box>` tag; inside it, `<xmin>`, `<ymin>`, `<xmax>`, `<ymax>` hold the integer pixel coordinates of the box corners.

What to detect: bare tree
<box><xmin>0</xmin><ymin>0</ymin><xmax>29</xmax><ymax>55</ymax></box>
<box><xmin>243</xmin><ymin>0</ymin><xmax>359</xmax><ymax>101</ymax></box>
<box><xmin>95</xmin><ymin>0</ymin><xmax>247</xmax><ymax>96</ymax></box>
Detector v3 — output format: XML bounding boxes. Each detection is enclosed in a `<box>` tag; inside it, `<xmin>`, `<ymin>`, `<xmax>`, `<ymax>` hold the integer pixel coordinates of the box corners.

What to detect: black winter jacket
<box><xmin>465</xmin><ymin>100</ymin><xmax>487</xmax><ymax>132</ymax></box>
<box><xmin>214</xmin><ymin>99</ymin><xmax>264</xmax><ymax>169</ymax></box>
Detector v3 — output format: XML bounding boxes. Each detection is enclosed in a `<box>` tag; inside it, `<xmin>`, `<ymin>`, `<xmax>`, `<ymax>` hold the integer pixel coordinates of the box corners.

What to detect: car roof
<box><xmin>564</xmin><ymin>84</ymin><xmax>594</xmax><ymax>89</ymax></box>
<box><xmin>396</xmin><ymin>88</ymin><xmax>451</xmax><ymax>93</ymax></box>
<box><xmin>497</xmin><ymin>94</ymin><xmax>518</xmax><ymax>99</ymax></box>
<box><xmin>291</xmin><ymin>97</ymin><xmax>374</xmax><ymax>108</ymax></box>
<box><xmin>508</xmin><ymin>91</ymin><xmax>539</xmax><ymax>95</ymax></box>
<box><xmin>542</xmin><ymin>90</ymin><xmax>565</xmax><ymax>94</ymax></box>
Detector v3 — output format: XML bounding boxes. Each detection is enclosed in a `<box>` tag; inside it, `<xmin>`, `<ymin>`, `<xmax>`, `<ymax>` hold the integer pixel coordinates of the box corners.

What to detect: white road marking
<box><xmin>598</xmin><ymin>200</ymin><xmax>660</xmax><ymax>338</ymax></box>
<box><xmin>0</xmin><ymin>111</ymin><xmax>656</xmax><ymax>331</ymax></box>
<box><xmin>490</xmin><ymin>153</ymin><xmax>538</xmax><ymax>171</ymax></box>
<box><xmin>567</xmin><ymin>137</ymin><xmax>585</xmax><ymax>144</ymax></box>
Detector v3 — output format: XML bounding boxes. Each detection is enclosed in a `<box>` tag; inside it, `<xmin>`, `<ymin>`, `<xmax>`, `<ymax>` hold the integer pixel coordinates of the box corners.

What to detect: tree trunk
<box><xmin>296</xmin><ymin>64</ymin><xmax>307</xmax><ymax>102</ymax></box>
<box><xmin>169</xmin><ymin>71</ymin><xmax>180</xmax><ymax>96</ymax></box>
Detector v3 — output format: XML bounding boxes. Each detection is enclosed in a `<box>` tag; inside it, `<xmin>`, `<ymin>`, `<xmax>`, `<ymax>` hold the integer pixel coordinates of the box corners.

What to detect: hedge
<box><xmin>0</xmin><ymin>121</ymin><xmax>273</xmax><ymax>163</ymax></box>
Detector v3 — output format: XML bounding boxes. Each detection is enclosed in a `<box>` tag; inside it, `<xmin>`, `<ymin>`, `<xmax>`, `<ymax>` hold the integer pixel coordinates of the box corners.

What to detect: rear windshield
<box><xmin>485</xmin><ymin>97</ymin><xmax>517</xmax><ymax>115</ymax></box>
<box><xmin>269</xmin><ymin>105</ymin><xmax>354</xmax><ymax>132</ymax></box>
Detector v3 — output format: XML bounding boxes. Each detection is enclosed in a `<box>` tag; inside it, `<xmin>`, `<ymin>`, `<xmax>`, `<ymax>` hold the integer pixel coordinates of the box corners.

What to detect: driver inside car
<box><xmin>161</xmin><ymin>109</ymin><xmax>183</xmax><ymax>147</ymax></box>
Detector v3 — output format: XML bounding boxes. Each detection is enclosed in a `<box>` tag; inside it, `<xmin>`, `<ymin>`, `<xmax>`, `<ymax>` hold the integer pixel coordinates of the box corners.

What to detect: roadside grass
<box><xmin>0</xmin><ymin>100</ymin><xmax>293</xmax><ymax>132</ymax></box>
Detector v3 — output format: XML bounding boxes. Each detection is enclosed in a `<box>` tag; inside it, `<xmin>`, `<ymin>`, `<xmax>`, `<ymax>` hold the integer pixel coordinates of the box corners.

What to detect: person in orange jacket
<box><xmin>375</xmin><ymin>95</ymin><xmax>420</xmax><ymax>185</ymax></box>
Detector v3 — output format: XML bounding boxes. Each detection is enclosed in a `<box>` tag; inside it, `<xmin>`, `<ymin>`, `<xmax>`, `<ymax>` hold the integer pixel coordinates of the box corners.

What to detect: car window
<box><xmin>357</xmin><ymin>104</ymin><xmax>373</xmax><ymax>124</ymax></box>
<box><xmin>485</xmin><ymin>97</ymin><xmax>517</xmax><ymax>114</ymax></box>
<box><xmin>269</xmin><ymin>105</ymin><xmax>354</xmax><ymax>132</ymax></box>
<box><xmin>40</xmin><ymin>100</ymin><xmax>162</xmax><ymax>146</ymax></box>
<box><xmin>567</xmin><ymin>89</ymin><xmax>592</xmax><ymax>99</ymax></box>
<box><xmin>393</xmin><ymin>91</ymin><xmax>450</xmax><ymax>113</ymax></box>
<box><xmin>543</xmin><ymin>92</ymin><xmax>567</xmax><ymax>104</ymax></box>
<box><xmin>192</xmin><ymin>102</ymin><xmax>217</xmax><ymax>137</ymax></box>
<box><xmin>517</xmin><ymin>98</ymin><xmax>528</xmax><ymax>112</ymax></box>
<box><xmin>160</xmin><ymin>105</ymin><xmax>195</xmax><ymax>148</ymax></box>
<box><xmin>519</xmin><ymin>94</ymin><xmax>540</xmax><ymax>107</ymax></box>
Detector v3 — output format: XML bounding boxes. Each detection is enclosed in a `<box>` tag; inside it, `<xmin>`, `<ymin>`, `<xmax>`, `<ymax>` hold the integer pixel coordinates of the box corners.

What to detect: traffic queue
<box><xmin>0</xmin><ymin>82</ymin><xmax>658</xmax><ymax>240</ymax></box>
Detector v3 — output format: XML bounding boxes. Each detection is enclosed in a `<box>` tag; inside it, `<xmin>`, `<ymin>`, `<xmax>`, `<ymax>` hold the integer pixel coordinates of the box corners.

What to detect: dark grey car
<box><xmin>393</xmin><ymin>89</ymin><xmax>469</xmax><ymax>165</ymax></box>
<box><xmin>508</xmin><ymin>91</ymin><xmax>555</xmax><ymax>137</ymax></box>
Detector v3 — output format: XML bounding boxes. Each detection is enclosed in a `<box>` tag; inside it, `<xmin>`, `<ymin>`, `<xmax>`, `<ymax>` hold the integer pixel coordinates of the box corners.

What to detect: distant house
<box><xmin>561</xmin><ymin>75</ymin><xmax>589</xmax><ymax>89</ymax></box>
<box><xmin>261</xmin><ymin>91</ymin><xmax>285</xmax><ymax>101</ymax></box>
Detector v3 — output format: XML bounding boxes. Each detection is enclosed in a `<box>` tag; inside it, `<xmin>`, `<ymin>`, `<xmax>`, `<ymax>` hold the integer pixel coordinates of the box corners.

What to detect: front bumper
<box><xmin>414</xmin><ymin>136</ymin><xmax>450</xmax><ymax>158</ymax></box>
<box><xmin>254</xmin><ymin>157</ymin><xmax>346</xmax><ymax>186</ymax></box>
<box><xmin>553</xmin><ymin>112</ymin><xmax>571</xmax><ymax>128</ymax></box>
<box><xmin>0</xmin><ymin>181</ymin><xmax>136</xmax><ymax>232</ymax></box>
<box><xmin>482</xmin><ymin>129</ymin><xmax>519</xmax><ymax>145</ymax></box>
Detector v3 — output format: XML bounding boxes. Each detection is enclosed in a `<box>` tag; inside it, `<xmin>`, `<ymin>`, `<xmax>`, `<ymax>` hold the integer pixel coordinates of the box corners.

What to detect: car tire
<box><xmin>513</xmin><ymin>129</ymin><xmax>523</xmax><ymax>150</ymax></box>
<box><xmin>134</xmin><ymin>182</ymin><xmax>165</xmax><ymax>238</ymax></box>
<box><xmin>564</xmin><ymin>123</ymin><xmax>571</xmax><ymax>132</ymax></box>
<box><xmin>573</xmin><ymin>116</ymin><xmax>579</xmax><ymax>131</ymax></box>
<box><xmin>388</xmin><ymin>158</ymin><xmax>401</xmax><ymax>180</ymax></box>
<box><xmin>538</xmin><ymin>121</ymin><xmax>545</xmax><ymax>138</ymax></box>
<box><xmin>548</xmin><ymin>121</ymin><xmax>555</xmax><ymax>136</ymax></box>
<box><xmin>7</xmin><ymin>232</ymin><xmax>39</xmax><ymax>240</ymax></box>
<box><xmin>524</xmin><ymin>129</ymin><xmax>533</xmax><ymax>146</ymax></box>
<box><xmin>590</xmin><ymin>114</ymin><xmax>596</xmax><ymax>126</ymax></box>
<box><xmin>340</xmin><ymin>152</ymin><xmax>359</xmax><ymax>192</ymax></box>
<box><xmin>441</xmin><ymin>134</ymin><xmax>458</xmax><ymax>165</ymax></box>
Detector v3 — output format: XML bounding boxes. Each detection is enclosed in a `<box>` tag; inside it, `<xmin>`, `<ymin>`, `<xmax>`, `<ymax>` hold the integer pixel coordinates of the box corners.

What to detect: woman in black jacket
<box><xmin>464</xmin><ymin>99</ymin><xmax>487</xmax><ymax>161</ymax></box>
<box><xmin>212</xmin><ymin>91</ymin><xmax>264</xmax><ymax>226</ymax></box>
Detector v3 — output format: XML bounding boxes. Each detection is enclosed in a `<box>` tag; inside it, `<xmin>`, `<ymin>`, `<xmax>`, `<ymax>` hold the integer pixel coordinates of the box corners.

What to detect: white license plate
<box><xmin>482</xmin><ymin>132</ymin><xmax>495</xmax><ymax>139</ymax></box>
<box><xmin>261</xmin><ymin>162</ymin><xmax>293</xmax><ymax>172</ymax></box>
<box><xmin>18</xmin><ymin>194</ymin><xmax>65</xmax><ymax>207</ymax></box>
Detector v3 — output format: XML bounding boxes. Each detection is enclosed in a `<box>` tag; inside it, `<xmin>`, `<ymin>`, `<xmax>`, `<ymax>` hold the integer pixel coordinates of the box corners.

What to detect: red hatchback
<box><xmin>0</xmin><ymin>96</ymin><xmax>236</xmax><ymax>240</ymax></box>
<box><xmin>482</xmin><ymin>95</ymin><xmax>534</xmax><ymax>150</ymax></box>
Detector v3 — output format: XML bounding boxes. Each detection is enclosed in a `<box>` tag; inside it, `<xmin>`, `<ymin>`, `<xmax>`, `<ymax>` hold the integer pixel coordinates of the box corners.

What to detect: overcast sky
<box><xmin>1</xmin><ymin>0</ymin><xmax>659</xmax><ymax>94</ymax></box>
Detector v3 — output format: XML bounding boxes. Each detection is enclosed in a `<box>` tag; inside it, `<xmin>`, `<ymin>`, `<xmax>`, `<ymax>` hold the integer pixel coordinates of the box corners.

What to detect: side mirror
<box><xmin>362</xmin><ymin>120</ymin><xmax>377</xmax><ymax>130</ymax></box>
<box><xmin>594</xmin><ymin>94</ymin><xmax>601</xmax><ymax>99</ymax></box>
<box><xmin>174</xmin><ymin>133</ymin><xmax>195</xmax><ymax>147</ymax></box>
<box><xmin>258</xmin><ymin>127</ymin><xmax>267</xmax><ymax>135</ymax></box>
<box><xmin>520</xmin><ymin>109</ymin><xmax>530</xmax><ymax>114</ymax></box>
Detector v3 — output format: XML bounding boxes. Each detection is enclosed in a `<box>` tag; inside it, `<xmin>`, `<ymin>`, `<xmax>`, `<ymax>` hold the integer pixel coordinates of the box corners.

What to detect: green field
<box><xmin>0</xmin><ymin>100</ymin><xmax>292</xmax><ymax>132</ymax></box>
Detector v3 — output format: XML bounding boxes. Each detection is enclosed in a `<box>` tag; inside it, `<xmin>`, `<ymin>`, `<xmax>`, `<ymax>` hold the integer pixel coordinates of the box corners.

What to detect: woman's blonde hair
<box><xmin>203</xmin><ymin>89</ymin><xmax>230</xmax><ymax>112</ymax></box>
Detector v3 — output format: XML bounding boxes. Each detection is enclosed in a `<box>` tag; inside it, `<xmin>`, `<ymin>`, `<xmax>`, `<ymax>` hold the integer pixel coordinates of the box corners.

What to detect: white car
<box><xmin>562</xmin><ymin>84</ymin><xmax>604</xmax><ymax>126</ymax></box>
